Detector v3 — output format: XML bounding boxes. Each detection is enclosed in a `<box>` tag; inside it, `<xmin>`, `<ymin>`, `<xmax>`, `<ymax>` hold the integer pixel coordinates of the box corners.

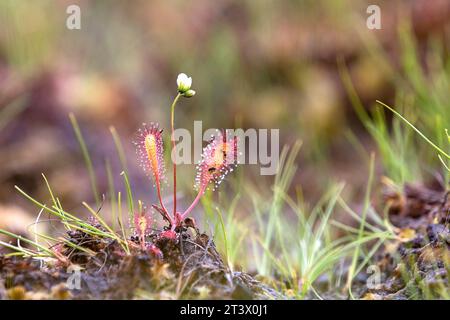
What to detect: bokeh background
<box><xmin>1</xmin><ymin>0</ymin><xmax>450</xmax><ymax>262</ymax></box>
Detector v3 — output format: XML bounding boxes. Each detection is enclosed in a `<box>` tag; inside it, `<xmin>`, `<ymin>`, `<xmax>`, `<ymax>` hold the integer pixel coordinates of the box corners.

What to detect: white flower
<box><xmin>176</xmin><ymin>73</ymin><xmax>192</xmax><ymax>93</ymax></box>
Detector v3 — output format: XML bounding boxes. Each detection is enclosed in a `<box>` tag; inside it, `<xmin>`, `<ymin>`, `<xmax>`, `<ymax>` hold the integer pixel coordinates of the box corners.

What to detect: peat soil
<box><xmin>0</xmin><ymin>220</ymin><xmax>282</xmax><ymax>300</ymax></box>
<box><xmin>0</xmin><ymin>183</ymin><xmax>448</xmax><ymax>300</ymax></box>
<box><xmin>358</xmin><ymin>183</ymin><xmax>449</xmax><ymax>299</ymax></box>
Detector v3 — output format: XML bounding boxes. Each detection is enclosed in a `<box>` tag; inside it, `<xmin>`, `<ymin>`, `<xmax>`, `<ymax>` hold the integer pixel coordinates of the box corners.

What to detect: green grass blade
<box><xmin>110</xmin><ymin>126</ymin><xmax>129</xmax><ymax>172</ymax></box>
<box><xmin>69</xmin><ymin>113</ymin><xmax>100</xmax><ymax>205</ymax></box>
<box><xmin>105</xmin><ymin>158</ymin><xmax>117</xmax><ymax>230</ymax></box>
<box><xmin>346</xmin><ymin>153</ymin><xmax>375</xmax><ymax>298</ymax></box>
<box><xmin>376</xmin><ymin>100</ymin><xmax>450</xmax><ymax>159</ymax></box>
<box><xmin>120</xmin><ymin>171</ymin><xmax>134</xmax><ymax>221</ymax></box>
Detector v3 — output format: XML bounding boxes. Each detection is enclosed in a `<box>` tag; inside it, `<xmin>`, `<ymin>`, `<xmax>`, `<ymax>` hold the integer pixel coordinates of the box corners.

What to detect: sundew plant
<box><xmin>134</xmin><ymin>73</ymin><xmax>239</xmax><ymax>240</ymax></box>
<box><xmin>0</xmin><ymin>73</ymin><xmax>240</xmax><ymax>261</ymax></box>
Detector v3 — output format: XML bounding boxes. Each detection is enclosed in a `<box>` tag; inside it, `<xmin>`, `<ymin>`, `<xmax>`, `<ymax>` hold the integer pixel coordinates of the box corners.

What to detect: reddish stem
<box><xmin>180</xmin><ymin>184</ymin><xmax>206</xmax><ymax>222</ymax></box>
<box><xmin>155</xmin><ymin>177</ymin><xmax>172</xmax><ymax>225</ymax></box>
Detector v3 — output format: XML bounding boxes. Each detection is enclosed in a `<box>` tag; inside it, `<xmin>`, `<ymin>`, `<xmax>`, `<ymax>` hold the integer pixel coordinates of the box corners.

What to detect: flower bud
<box><xmin>183</xmin><ymin>89</ymin><xmax>196</xmax><ymax>98</ymax></box>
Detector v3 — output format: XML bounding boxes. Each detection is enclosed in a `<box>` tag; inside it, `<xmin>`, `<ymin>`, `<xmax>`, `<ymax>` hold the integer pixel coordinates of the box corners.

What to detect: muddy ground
<box><xmin>359</xmin><ymin>184</ymin><xmax>449</xmax><ymax>299</ymax></box>
<box><xmin>0</xmin><ymin>183</ymin><xmax>448</xmax><ymax>300</ymax></box>
<box><xmin>0</xmin><ymin>220</ymin><xmax>282</xmax><ymax>300</ymax></box>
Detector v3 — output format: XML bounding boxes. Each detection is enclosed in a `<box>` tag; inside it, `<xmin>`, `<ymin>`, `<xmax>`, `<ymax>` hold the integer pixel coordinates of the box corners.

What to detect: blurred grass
<box><xmin>0</xmin><ymin>1</ymin><xmax>58</xmax><ymax>75</ymax></box>
<box><xmin>339</xmin><ymin>15</ymin><xmax>450</xmax><ymax>186</ymax></box>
